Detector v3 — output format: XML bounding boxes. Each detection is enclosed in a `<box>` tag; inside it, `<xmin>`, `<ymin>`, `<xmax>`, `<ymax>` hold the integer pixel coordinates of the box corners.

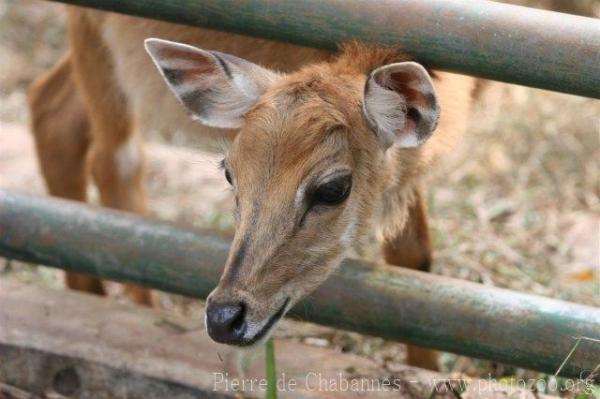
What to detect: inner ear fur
<box><xmin>363</xmin><ymin>62</ymin><xmax>440</xmax><ymax>149</ymax></box>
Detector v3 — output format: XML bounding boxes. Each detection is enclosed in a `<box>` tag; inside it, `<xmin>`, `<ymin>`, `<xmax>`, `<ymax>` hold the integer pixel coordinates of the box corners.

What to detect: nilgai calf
<box><xmin>29</xmin><ymin>7</ymin><xmax>474</xmax><ymax>370</ymax></box>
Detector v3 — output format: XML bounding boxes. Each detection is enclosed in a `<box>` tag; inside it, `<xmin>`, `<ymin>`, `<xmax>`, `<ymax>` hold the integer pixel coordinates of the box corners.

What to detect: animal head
<box><xmin>145</xmin><ymin>39</ymin><xmax>439</xmax><ymax>346</ymax></box>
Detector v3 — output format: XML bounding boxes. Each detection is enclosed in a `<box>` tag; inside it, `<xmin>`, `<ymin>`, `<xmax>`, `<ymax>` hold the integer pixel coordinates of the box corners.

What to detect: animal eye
<box><xmin>224</xmin><ymin>169</ymin><xmax>233</xmax><ymax>185</ymax></box>
<box><xmin>312</xmin><ymin>174</ymin><xmax>352</xmax><ymax>206</ymax></box>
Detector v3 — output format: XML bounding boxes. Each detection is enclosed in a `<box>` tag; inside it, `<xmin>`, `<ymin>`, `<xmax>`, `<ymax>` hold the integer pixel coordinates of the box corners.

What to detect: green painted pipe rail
<box><xmin>1</xmin><ymin>189</ymin><xmax>599</xmax><ymax>377</ymax></box>
<box><xmin>47</xmin><ymin>0</ymin><xmax>600</xmax><ymax>98</ymax></box>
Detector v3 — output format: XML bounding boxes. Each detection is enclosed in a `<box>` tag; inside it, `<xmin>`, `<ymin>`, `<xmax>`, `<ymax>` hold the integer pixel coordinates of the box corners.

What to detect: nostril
<box><xmin>206</xmin><ymin>301</ymin><xmax>247</xmax><ymax>344</ymax></box>
<box><xmin>229</xmin><ymin>302</ymin><xmax>246</xmax><ymax>331</ymax></box>
<box><xmin>215</xmin><ymin>302</ymin><xmax>244</xmax><ymax>330</ymax></box>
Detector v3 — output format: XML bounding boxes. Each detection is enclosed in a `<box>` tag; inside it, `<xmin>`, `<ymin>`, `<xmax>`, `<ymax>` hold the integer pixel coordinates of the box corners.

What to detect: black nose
<box><xmin>205</xmin><ymin>301</ymin><xmax>247</xmax><ymax>344</ymax></box>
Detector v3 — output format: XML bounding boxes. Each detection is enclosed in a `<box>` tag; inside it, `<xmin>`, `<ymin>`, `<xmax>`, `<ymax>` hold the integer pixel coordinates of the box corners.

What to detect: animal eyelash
<box><xmin>218</xmin><ymin>159</ymin><xmax>226</xmax><ymax>170</ymax></box>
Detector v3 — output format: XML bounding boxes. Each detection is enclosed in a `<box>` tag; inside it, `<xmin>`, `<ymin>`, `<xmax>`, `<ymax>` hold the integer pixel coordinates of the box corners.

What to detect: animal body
<box><xmin>29</xmin><ymin>7</ymin><xmax>474</xmax><ymax>370</ymax></box>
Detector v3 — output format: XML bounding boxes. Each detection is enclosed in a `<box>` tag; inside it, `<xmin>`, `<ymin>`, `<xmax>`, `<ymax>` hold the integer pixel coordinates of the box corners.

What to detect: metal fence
<box><xmin>1</xmin><ymin>190</ymin><xmax>599</xmax><ymax>378</ymax></box>
<box><xmin>49</xmin><ymin>0</ymin><xmax>600</xmax><ymax>98</ymax></box>
<box><xmin>2</xmin><ymin>0</ymin><xmax>599</xmax><ymax>379</ymax></box>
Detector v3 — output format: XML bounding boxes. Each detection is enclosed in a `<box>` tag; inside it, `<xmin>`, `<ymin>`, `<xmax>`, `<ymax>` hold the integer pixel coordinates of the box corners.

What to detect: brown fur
<box><xmin>28</xmin><ymin>53</ymin><xmax>106</xmax><ymax>297</ymax></box>
<box><xmin>29</xmin><ymin>7</ymin><xmax>475</xmax><ymax>369</ymax></box>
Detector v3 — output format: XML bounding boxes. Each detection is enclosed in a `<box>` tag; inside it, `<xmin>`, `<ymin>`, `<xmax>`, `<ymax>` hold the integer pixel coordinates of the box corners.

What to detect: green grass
<box><xmin>265</xmin><ymin>338</ymin><xmax>277</xmax><ymax>399</ymax></box>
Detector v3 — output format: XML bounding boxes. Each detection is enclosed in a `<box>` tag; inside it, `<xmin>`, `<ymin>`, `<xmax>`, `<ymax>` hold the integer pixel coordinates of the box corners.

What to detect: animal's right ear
<box><xmin>145</xmin><ymin>38</ymin><xmax>280</xmax><ymax>129</ymax></box>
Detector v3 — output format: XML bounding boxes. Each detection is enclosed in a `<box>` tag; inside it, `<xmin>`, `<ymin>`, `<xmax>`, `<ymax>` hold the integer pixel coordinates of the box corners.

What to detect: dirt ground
<box><xmin>0</xmin><ymin>0</ymin><xmax>598</xmax><ymax>396</ymax></box>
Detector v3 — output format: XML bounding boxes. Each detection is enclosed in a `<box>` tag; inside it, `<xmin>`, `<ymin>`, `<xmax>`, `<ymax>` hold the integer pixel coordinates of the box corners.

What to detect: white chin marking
<box><xmin>242</xmin><ymin>299</ymin><xmax>291</xmax><ymax>346</ymax></box>
<box><xmin>243</xmin><ymin>318</ymin><xmax>269</xmax><ymax>341</ymax></box>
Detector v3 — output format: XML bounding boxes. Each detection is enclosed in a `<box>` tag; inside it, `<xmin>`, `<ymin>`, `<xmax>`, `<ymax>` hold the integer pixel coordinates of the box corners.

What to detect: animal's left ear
<box><xmin>363</xmin><ymin>62</ymin><xmax>440</xmax><ymax>149</ymax></box>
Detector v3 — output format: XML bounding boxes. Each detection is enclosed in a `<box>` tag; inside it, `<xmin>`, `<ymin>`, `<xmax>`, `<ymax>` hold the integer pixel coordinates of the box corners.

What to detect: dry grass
<box><xmin>432</xmin><ymin>84</ymin><xmax>599</xmax><ymax>306</ymax></box>
<box><xmin>0</xmin><ymin>0</ymin><xmax>598</xmax><ymax>395</ymax></box>
<box><xmin>427</xmin><ymin>83</ymin><xmax>599</xmax><ymax>381</ymax></box>
<box><xmin>0</xmin><ymin>0</ymin><xmax>65</xmax><ymax>122</ymax></box>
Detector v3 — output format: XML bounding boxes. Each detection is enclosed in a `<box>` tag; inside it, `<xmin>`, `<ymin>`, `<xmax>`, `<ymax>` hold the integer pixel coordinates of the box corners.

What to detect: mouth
<box><xmin>238</xmin><ymin>297</ymin><xmax>290</xmax><ymax>347</ymax></box>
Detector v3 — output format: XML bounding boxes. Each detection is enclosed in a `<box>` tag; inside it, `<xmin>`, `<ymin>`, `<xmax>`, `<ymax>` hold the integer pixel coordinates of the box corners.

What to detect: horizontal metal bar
<box><xmin>47</xmin><ymin>0</ymin><xmax>600</xmax><ymax>98</ymax></box>
<box><xmin>1</xmin><ymin>189</ymin><xmax>599</xmax><ymax>377</ymax></box>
